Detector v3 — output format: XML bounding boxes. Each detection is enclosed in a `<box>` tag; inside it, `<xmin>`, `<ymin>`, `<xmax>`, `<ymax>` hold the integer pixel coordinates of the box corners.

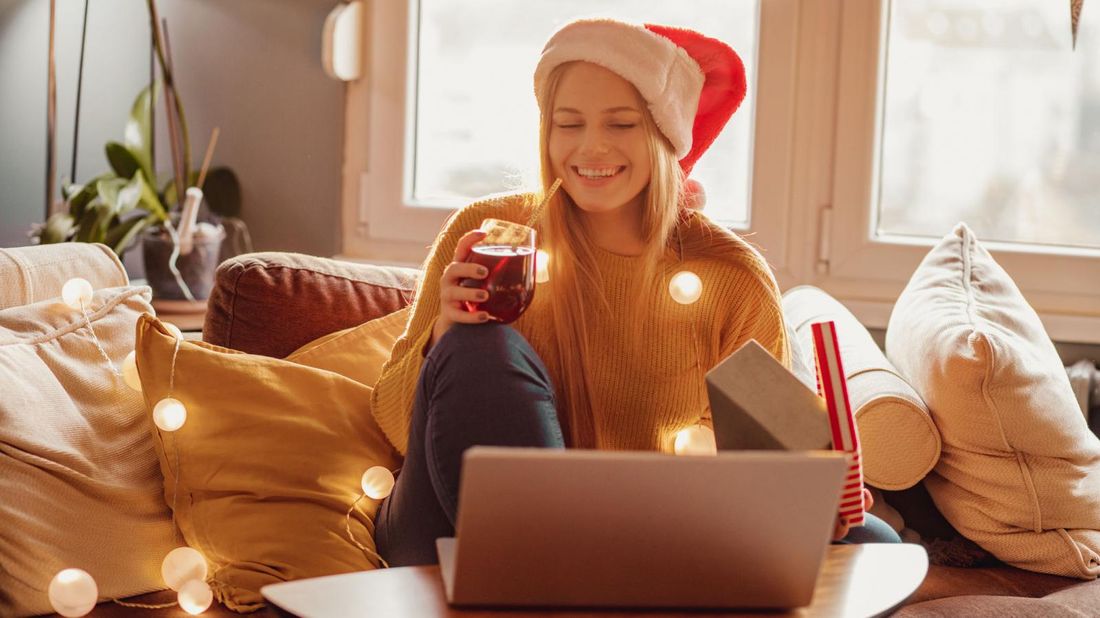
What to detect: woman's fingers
<box><xmin>442</xmin><ymin>260</ymin><xmax>487</xmax><ymax>285</ymax></box>
<box><xmin>452</xmin><ymin>229</ymin><xmax>486</xmax><ymax>263</ymax></box>
<box><xmin>833</xmin><ymin>516</ymin><xmax>851</xmax><ymax>541</ymax></box>
<box><xmin>863</xmin><ymin>488</ymin><xmax>874</xmax><ymax>510</ymax></box>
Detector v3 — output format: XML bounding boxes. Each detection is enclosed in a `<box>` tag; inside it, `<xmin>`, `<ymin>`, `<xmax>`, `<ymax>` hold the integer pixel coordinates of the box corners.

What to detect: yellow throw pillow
<box><xmin>887</xmin><ymin>224</ymin><xmax>1100</xmax><ymax>579</ymax></box>
<box><xmin>134</xmin><ymin>315</ymin><xmax>401</xmax><ymax>612</ymax></box>
<box><xmin>289</xmin><ymin>307</ymin><xmax>409</xmax><ymax>387</ymax></box>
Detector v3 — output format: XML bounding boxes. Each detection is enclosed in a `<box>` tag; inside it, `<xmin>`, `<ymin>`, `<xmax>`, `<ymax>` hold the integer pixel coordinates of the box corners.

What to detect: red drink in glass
<box><xmin>461</xmin><ymin>244</ymin><xmax>536</xmax><ymax>324</ymax></box>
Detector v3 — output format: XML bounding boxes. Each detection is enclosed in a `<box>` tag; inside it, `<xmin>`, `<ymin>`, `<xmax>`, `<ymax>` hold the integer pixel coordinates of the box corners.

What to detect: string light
<box><xmin>121</xmin><ymin>351</ymin><xmax>142</xmax><ymax>392</ymax></box>
<box><xmin>177</xmin><ymin>579</ymin><xmax>213</xmax><ymax>615</ymax></box>
<box><xmin>48</xmin><ymin>569</ymin><xmax>98</xmax><ymax>617</ymax></box>
<box><xmin>61</xmin><ymin>278</ymin><xmax>94</xmax><ymax>310</ymax></box>
<box><xmin>674</xmin><ymin>424</ymin><xmax>717</xmax><ymax>456</ymax></box>
<box><xmin>360</xmin><ymin>466</ymin><xmax>395</xmax><ymax>500</ymax></box>
<box><xmin>153</xmin><ymin>398</ymin><xmax>187</xmax><ymax>432</ymax></box>
<box><xmin>164</xmin><ymin>323</ymin><xmax>183</xmax><ymax>340</ymax></box>
<box><xmin>669</xmin><ymin>270</ymin><xmax>703</xmax><ymax>305</ymax></box>
<box><xmin>535</xmin><ymin>250</ymin><xmax>551</xmax><ymax>283</ymax></box>
<box><xmin>161</xmin><ymin>547</ymin><xmax>207</xmax><ymax>591</ymax></box>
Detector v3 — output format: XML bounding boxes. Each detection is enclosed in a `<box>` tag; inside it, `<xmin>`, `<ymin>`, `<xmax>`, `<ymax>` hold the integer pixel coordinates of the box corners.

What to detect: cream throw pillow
<box><xmin>886</xmin><ymin>223</ymin><xmax>1100</xmax><ymax>579</ymax></box>
<box><xmin>784</xmin><ymin>286</ymin><xmax>940</xmax><ymax>490</ymax></box>
<box><xmin>0</xmin><ymin>286</ymin><xmax>177</xmax><ymax>616</ymax></box>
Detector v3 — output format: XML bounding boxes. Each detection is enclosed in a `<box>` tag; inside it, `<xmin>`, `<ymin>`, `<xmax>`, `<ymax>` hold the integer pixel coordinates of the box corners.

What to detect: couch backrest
<box><xmin>204</xmin><ymin>252</ymin><xmax>420</xmax><ymax>358</ymax></box>
<box><xmin>0</xmin><ymin>243</ymin><xmax>128</xmax><ymax>310</ymax></box>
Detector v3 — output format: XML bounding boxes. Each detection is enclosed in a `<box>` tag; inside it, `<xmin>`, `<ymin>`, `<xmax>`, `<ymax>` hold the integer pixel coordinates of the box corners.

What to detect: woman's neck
<box><xmin>580</xmin><ymin>199</ymin><xmax>645</xmax><ymax>256</ymax></box>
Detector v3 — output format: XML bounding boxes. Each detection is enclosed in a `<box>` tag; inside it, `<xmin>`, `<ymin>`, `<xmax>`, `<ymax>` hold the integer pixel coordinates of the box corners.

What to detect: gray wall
<box><xmin>0</xmin><ymin>0</ymin><xmax>344</xmax><ymax>274</ymax></box>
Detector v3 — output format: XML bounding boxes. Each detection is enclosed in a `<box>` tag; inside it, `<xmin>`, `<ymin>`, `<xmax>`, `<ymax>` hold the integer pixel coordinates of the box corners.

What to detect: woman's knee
<box><xmin>839</xmin><ymin>513</ymin><xmax>903</xmax><ymax>544</ymax></box>
<box><xmin>430</xmin><ymin>323</ymin><xmax>551</xmax><ymax>388</ymax></box>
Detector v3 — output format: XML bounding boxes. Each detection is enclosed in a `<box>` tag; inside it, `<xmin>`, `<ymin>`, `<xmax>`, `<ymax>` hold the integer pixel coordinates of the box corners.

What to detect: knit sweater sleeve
<box><xmin>370</xmin><ymin>194</ymin><xmax>529</xmax><ymax>454</ymax></box>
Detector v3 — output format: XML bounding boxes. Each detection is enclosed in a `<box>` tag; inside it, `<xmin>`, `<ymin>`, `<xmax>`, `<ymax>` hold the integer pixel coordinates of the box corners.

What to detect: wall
<box><xmin>0</xmin><ymin>0</ymin><xmax>344</xmax><ymax>275</ymax></box>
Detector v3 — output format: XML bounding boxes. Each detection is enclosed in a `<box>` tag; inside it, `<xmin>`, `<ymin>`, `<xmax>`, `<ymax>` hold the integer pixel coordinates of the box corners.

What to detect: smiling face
<box><xmin>548</xmin><ymin>62</ymin><xmax>653</xmax><ymax>217</ymax></box>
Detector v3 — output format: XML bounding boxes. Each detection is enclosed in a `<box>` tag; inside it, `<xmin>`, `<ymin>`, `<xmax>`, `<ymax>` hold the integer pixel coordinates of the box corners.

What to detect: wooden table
<box><xmin>262</xmin><ymin>544</ymin><xmax>928</xmax><ymax>618</ymax></box>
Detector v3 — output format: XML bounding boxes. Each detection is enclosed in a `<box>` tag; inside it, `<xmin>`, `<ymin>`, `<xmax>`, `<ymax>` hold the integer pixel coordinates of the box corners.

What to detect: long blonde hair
<box><xmin>534</xmin><ymin>62</ymin><xmax>685</xmax><ymax>447</ymax></box>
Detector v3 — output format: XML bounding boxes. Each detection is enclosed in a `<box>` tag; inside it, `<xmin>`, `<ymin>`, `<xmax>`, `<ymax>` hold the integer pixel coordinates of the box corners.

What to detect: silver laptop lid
<box><xmin>447</xmin><ymin>447</ymin><xmax>845</xmax><ymax>609</ymax></box>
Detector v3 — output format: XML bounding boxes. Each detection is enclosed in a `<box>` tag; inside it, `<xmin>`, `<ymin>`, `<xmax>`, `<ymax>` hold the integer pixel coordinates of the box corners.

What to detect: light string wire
<box><xmin>79</xmin><ymin>299</ymin><xmax>120</xmax><ymax>377</ymax></box>
<box><xmin>344</xmin><ymin>494</ymin><xmax>390</xmax><ymax>569</ymax></box>
<box><xmin>112</xmin><ymin>333</ymin><xmax>186</xmax><ymax>609</ymax></box>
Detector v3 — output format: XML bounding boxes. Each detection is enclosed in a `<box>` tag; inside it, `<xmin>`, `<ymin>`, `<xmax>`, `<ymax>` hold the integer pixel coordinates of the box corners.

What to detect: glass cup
<box><xmin>460</xmin><ymin>218</ymin><xmax>537</xmax><ymax>324</ymax></box>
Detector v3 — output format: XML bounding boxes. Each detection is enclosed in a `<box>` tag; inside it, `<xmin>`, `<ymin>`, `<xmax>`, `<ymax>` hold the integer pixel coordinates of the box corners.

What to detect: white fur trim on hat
<box><xmin>533</xmin><ymin>19</ymin><xmax>705</xmax><ymax>159</ymax></box>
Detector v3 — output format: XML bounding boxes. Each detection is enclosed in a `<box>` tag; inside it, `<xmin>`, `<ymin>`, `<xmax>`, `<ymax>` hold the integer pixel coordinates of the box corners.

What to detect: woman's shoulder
<box><xmin>677</xmin><ymin>211</ymin><xmax>775</xmax><ymax>281</ymax></box>
<box><xmin>447</xmin><ymin>191</ymin><xmax>537</xmax><ymax>231</ymax></box>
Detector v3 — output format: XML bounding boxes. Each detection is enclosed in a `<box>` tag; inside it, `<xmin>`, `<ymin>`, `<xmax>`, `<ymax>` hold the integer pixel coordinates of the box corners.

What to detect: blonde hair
<box><xmin>534</xmin><ymin>62</ymin><xmax>685</xmax><ymax>446</ymax></box>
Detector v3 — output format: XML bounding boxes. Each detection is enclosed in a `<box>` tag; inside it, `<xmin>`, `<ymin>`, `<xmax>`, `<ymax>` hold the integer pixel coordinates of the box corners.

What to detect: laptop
<box><xmin>437</xmin><ymin>446</ymin><xmax>846</xmax><ymax>610</ymax></box>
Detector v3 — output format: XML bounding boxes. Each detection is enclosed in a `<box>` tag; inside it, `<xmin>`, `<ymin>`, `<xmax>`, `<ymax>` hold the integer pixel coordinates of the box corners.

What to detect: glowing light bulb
<box><xmin>153</xmin><ymin>398</ymin><xmax>187</xmax><ymax>432</ymax></box>
<box><xmin>669</xmin><ymin>271</ymin><xmax>702</xmax><ymax>305</ymax></box>
<box><xmin>674</xmin><ymin>424</ymin><xmax>717</xmax><ymax>456</ymax></box>
<box><xmin>165</xmin><ymin>323</ymin><xmax>183</xmax><ymax>340</ymax></box>
<box><xmin>161</xmin><ymin>547</ymin><xmax>208</xmax><ymax>592</ymax></box>
<box><xmin>61</xmin><ymin>278</ymin><xmax>94</xmax><ymax>310</ymax></box>
<box><xmin>48</xmin><ymin>568</ymin><xmax>98</xmax><ymax>617</ymax></box>
<box><xmin>121</xmin><ymin>351</ymin><xmax>142</xmax><ymax>392</ymax></box>
<box><xmin>360</xmin><ymin>466</ymin><xmax>396</xmax><ymax>500</ymax></box>
<box><xmin>177</xmin><ymin>579</ymin><xmax>213</xmax><ymax>615</ymax></box>
<box><xmin>535</xmin><ymin>250</ymin><xmax>551</xmax><ymax>283</ymax></box>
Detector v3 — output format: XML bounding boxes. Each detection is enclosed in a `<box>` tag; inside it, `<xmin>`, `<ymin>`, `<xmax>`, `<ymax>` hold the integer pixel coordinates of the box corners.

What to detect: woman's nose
<box><xmin>580</xmin><ymin>129</ymin><xmax>611</xmax><ymax>155</ymax></box>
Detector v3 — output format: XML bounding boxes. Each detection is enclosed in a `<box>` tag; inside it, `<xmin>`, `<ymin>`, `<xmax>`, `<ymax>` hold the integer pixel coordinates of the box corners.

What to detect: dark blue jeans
<box><xmin>373</xmin><ymin>323</ymin><xmax>900</xmax><ymax>567</ymax></box>
<box><xmin>374</xmin><ymin>323</ymin><xmax>565</xmax><ymax>566</ymax></box>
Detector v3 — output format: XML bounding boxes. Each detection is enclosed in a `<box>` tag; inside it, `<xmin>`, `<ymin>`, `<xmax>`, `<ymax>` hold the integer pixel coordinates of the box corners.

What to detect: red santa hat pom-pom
<box><xmin>683</xmin><ymin>178</ymin><xmax>706</xmax><ymax>211</ymax></box>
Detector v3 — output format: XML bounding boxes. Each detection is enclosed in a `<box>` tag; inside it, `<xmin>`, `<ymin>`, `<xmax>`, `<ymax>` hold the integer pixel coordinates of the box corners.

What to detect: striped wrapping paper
<box><xmin>812</xmin><ymin>320</ymin><xmax>865</xmax><ymax>527</ymax></box>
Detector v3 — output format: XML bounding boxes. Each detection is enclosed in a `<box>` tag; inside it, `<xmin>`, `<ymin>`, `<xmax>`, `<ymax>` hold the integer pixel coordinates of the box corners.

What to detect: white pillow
<box><xmin>784</xmin><ymin>286</ymin><xmax>940</xmax><ymax>490</ymax></box>
<box><xmin>0</xmin><ymin>249</ymin><xmax>176</xmax><ymax>616</ymax></box>
<box><xmin>886</xmin><ymin>223</ymin><xmax>1100</xmax><ymax>579</ymax></box>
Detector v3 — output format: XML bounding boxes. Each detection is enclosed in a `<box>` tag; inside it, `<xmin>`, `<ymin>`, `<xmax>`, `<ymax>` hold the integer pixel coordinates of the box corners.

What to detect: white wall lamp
<box><xmin>322</xmin><ymin>1</ymin><xmax>363</xmax><ymax>81</ymax></box>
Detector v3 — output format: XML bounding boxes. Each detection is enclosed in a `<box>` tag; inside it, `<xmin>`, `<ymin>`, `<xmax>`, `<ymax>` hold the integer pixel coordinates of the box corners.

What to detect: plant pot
<box><xmin>142</xmin><ymin>224</ymin><xmax>225</xmax><ymax>301</ymax></box>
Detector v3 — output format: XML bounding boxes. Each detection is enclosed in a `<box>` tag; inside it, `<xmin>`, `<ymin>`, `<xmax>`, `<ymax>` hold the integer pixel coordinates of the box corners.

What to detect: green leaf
<box><xmin>135</xmin><ymin>172</ymin><xmax>168</xmax><ymax>222</ymax></box>
<box><xmin>39</xmin><ymin>213</ymin><xmax>76</xmax><ymax>244</ymax></box>
<box><xmin>124</xmin><ymin>83</ymin><xmax>158</xmax><ymax>183</ymax></box>
<box><xmin>104</xmin><ymin>214</ymin><xmax>151</xmax><ymax>255</ymax></box>
<box><xmin>74</xmin><ymin>201</ymin><xmax>113</xmax><ymax>243</ymax></box>
<box><xmin>105</xmin><ymin>141</ymin><xmax>142</xmax><ymax>179</ymax></box>
<box><xmin>95</xmin><ymin>178</ymin><xmax>129</xmax><ymax>216</ymax></box>
<box><xmin>65</xmin><ymin>172</ymin><xmax>110</xmax><ymax>219</ymax></box>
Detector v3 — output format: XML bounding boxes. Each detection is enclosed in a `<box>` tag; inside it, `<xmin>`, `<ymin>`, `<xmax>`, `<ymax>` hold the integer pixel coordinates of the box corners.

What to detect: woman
<box><xmin>371</xmin><ymin>18</ymin><xmax>900</xmax><ymax>566</ymax></box>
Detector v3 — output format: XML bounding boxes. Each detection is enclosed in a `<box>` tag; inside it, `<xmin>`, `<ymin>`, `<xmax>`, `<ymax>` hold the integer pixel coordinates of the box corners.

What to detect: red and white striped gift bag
<box><xmin>811</xmin><ymin>320</ymin><xmax>865</xmax><ymax>527</ymax></box>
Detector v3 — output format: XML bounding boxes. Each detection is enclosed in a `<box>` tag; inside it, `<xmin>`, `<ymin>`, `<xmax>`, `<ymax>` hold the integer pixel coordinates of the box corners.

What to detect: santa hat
<box><xmin>533</xmin><ymin>18</ymin><xmax>747</xmax><ymax>182</ymax></box>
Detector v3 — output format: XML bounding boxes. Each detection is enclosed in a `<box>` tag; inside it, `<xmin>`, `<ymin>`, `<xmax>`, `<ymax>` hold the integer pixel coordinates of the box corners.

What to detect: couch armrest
<box><xmin>203</xmin><ymin>252</ymin><xmax>420</xmax><ymax>357</ymax></box>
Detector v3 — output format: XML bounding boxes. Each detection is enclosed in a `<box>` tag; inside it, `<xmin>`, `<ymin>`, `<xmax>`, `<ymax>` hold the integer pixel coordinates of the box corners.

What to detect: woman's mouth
<box><xmin>571</xmin><ymin>165</ymin><xmax>626</xmax><ymax>185</ymax></box>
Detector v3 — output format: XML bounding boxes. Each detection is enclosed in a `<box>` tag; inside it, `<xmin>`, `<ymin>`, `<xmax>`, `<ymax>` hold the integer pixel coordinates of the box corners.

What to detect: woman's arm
<box><xmin>369</xmin><ymin>194</ymin><xmax>527</xmax><ymax>454</ymax></box>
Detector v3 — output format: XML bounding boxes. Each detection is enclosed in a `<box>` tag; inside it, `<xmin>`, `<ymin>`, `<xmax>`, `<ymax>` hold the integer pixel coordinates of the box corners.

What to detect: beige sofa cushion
<box><xmin>0</xmin><ymin>244</ymin><xmax>128</xmax><ymax>310</ymax></box>
<box><xmin>0</xmin><ymin>279</ymin><xmax>176</xmax><ymax>616</ymax></box>
<box><xmin>784</xmin><ymin>286</ymin><xmax>940</xmax><ymax>490</ymax></box>
<box><xmin>886</xmin><ymin>223</ymin><xmax>1100</xmax><ymax>579</ymax></box>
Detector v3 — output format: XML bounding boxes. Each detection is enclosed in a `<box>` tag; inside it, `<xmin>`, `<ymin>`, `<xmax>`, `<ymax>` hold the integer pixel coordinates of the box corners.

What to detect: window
<box><xmin>827</xmin><ymin>0</ymin><xmax>1100</xmax><ymax>341</ymax></box>
<box><xmin>342</xmin><ymin>0</ymin><xmax>1100</xmax><ymax>342</ymax></box>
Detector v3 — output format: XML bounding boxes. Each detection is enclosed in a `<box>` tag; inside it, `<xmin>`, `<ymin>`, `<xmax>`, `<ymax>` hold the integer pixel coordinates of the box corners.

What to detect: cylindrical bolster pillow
<box><xmin>782</xmin><ymin>286</ymin><xmax>941</xmax><ymax>490</ymax></box>
<box><xmin>0</xmin><ymin>243</ymin><xmax>128</xmax><ymax>310</ymax></box>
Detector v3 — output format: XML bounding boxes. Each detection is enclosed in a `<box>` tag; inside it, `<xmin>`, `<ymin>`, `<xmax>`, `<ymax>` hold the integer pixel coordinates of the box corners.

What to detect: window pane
<box><xmin>878</xmin><ymin>0</ymin><xmax>1100</xmax><ymax>250</ymax></box>
<box><xmin>413</xmin><ymin>0</ymin><xmax>759</xmax><ymax>226</ymax></box>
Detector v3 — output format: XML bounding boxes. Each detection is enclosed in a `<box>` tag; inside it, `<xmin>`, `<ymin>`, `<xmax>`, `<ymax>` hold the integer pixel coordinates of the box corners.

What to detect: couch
<box><xmin>4</xmin><ymin>245</ymin><xmax>1096</xmax><ymax>616</ymax></box>
<box><xmin>200</xmin><ymin>252</ymin><xmax>1100</xmax><ymax>617</ymax></box>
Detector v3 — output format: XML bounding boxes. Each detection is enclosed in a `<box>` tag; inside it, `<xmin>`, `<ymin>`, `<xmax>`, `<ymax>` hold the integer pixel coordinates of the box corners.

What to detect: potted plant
<box><xmin>33</xmin><ymin>0</ymin><xmax>240</xmax><ymax>302</ymax></box>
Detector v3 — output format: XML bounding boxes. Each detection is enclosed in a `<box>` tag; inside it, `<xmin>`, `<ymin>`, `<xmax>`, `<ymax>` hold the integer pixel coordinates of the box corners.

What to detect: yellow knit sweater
<box><xmin>371</xmin><ymin>193</ymin><xmax>790</xmax><ymax>455</ymax></box>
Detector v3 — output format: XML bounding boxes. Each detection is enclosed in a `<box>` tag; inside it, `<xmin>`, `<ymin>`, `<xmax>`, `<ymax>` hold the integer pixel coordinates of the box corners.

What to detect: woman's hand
<box><xmin>429</xmin><ymin>229</ymin><xmax>492</xmax><ymax>349</ymax></box>
<box><xmin>832</xmin><ymin>488</ymin><xmax>874</xmax><ymax>541</ymax></box>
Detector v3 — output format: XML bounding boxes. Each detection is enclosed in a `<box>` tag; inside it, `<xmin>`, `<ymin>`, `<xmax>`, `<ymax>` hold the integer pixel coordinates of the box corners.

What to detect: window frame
<box><xmin>822</xmin><ymin>0</ymin><xmax>1100</xmax><ymax>342</ymax></box>
<box><xmin>340</xmin><ymin>0</ymin><xmax>1100</xmax><ymax>343</ymax></box>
